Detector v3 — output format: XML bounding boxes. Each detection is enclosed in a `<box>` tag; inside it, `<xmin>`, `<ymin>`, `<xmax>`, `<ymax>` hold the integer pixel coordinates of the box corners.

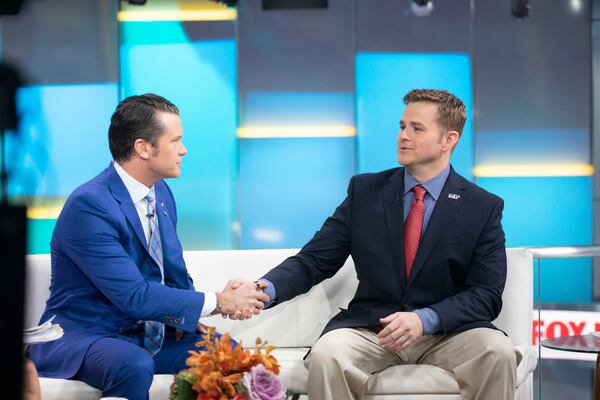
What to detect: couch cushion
<box><xmin>39</xmin><ymin>374</ymin><xmax>175</xmax><ymax>400</ymax></box>
<box><xmin>39</xmin><ymin>377</ymin><xmax>100</xmax><ymax>400</ymax></box>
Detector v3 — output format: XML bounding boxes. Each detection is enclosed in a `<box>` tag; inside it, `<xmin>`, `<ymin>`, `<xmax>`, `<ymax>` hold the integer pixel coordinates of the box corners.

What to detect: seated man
<box><xmin>29</xmin><ymin>94</ymin><xmax>269</xmax><ymax>400</ymax></box>
<box><xmin>257</xmin><ymin>89</ymin><xmax>518</xmax><ymax>400</ymax></box>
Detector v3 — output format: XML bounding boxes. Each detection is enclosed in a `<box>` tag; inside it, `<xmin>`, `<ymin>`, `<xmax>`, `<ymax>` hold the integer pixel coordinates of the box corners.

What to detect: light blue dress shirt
<box><xmin>262</xmin><ymin>165</ymin><xmax>452</xmax><ymax>335</ymax></box>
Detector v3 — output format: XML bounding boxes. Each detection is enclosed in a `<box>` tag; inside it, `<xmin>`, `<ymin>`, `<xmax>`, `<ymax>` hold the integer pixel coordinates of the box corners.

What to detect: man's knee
<box><xmin>474</xmin><ymin>331</ymin><xmax>516</xmax><ymax>370</ymax></box>
<box><xmin>111</xmin><ymin>353</ymin><xmax>155</xmax><ymax>385</ymax></box>
<box><xmin>307</xmin><ymin>329</ymin><xmax>362</xmax><ymax>370</ymax></box>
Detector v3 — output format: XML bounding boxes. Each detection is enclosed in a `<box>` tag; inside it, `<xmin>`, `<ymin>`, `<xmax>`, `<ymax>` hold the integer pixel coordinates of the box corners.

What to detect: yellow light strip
<box><xmin>117</xmin><ymin>9</ymin><xmax>237</xmax><ymax>22</ymax></box>
<box><xmin>237</xmin><ymin>125</ymin><xmax>356</xmax><ymax>139</ymax></box>
<box><xmin>473</xmin><ymin>164</ymin><xmax>595</xmax><ymax>177</ymax></box>
<box><xmin>27</xmin><ymin>206</ymin><xmax>63</xmax><ymax>220</ymax></box>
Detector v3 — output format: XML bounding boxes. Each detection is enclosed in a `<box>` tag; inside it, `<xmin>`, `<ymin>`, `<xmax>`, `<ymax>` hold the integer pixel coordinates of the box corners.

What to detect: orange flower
<box><xmin>184</xmin><ymin>328</ymin><xmax>282</xmax><ymax>399</ymax></box>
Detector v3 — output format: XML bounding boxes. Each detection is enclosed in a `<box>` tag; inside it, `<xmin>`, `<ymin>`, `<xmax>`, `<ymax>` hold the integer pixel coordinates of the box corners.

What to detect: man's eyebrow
<box><xmin>400</xmin><ymin>120</ymin><xmax>425</xmax><ymax>127</ymax></box>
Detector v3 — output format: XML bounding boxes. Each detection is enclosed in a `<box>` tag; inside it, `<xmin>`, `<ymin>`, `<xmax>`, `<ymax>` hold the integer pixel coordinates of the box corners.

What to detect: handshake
<box><xmin>212</xmin><ymin>279</ymin><xmax>270</xmax><ymax>320</ymax></box>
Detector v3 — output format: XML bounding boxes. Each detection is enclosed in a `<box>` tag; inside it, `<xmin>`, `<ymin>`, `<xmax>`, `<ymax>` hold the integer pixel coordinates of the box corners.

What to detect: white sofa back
<box><xmin>25</xmin><ymin>248</ymin><xmax>533</xmax><ymax>349</ymax></box>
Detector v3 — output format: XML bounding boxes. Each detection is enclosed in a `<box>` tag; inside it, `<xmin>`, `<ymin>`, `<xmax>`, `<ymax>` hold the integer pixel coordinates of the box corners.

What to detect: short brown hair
<box><xmin>108</xmin><ymin>93</ymin><xmax>180</xmax><ymax>162</ymax></box>
<box><xmin>403</xmin><ymin>89</ymin><xmax>466</xmax><ymax>135</ymax></box>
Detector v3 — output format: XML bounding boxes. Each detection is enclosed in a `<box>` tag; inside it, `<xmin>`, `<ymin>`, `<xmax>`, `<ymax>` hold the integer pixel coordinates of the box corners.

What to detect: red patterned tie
<box><xmin>404</xmin><ymin>185</ymin><xmax>427</xmax><ymax>278</ymax></box>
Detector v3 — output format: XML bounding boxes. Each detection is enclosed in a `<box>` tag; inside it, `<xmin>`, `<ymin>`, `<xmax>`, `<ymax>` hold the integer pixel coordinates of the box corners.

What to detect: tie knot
<box><xmin>413</xmin><ymin>185</ymin><xmax>426</xmax><ymax>201</ymax></box>
<box><xmin>144</xmin><ymin>194</ymin><xmax>154</xmax><ymax>204</ymax></box>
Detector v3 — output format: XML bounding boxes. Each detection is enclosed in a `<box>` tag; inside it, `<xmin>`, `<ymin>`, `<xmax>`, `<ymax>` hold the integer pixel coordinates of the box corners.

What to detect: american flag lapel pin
<box><xmin>448</xmin><ymin>193</ymin><xmax>461</xmax><ymax>200</ymax></box>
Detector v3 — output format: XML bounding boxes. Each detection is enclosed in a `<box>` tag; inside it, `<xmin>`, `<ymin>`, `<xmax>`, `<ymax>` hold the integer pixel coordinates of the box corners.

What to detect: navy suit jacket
<box><xmin>263</xmin><ymin>166</ymin><xmax>507</xmax><ymax>336</ymax></box>
<box><xmin>30</xmin><ymin>163</ymin><xmax>204</xmax><ymax>378</ymax></box>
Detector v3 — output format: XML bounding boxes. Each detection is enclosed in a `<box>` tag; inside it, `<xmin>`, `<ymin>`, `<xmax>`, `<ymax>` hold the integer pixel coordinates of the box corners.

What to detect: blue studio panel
<box><xmin>356</xmin><ymin>53</ymin><xmax>473</xmax><ymax>180</ymax></box>
<box><xmin>478</xmin><ymin>176</ymin><xmax>593</xmax><ymax>303</ymax></box>
<box><xmin>242</xmin><ymin>92</ymin><xmax>355</xmax><ymax>126</ymax></box>
<box><xmin>477</xmin><ymin>128</ymin><xmax>589</xmax><ymax>165</ymax></box>
<box><xmin>239</xmin><ymin>137</ymin><xmax>355</xmax><ymax>249</ymax></box>
<box><xmin>120</xmin><ymin>21</ymin><xmax>237</xmax><ymax>249</ymax></box>
<box><xmin>7</xmin><ymin>83</ymin><xmax>117</xmax><ymax>197</ymax></box>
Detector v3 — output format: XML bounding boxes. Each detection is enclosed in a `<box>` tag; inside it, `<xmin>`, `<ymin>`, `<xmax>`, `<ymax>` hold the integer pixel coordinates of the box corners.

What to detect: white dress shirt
<box><xmin>113</xmin><ymin>161</ymin><xmax>216</xmax><ymax>317</ymax></box>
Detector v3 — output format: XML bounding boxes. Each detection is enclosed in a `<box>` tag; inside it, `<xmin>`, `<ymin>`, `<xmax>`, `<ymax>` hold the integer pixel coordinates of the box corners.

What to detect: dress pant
<box><xmin>306</xmin><ymin>327</ymin><xmax>519</xmax><ymax>400</ymax></box>
<box><xmin>75</xmin><ymin>329</ymin><xmax>230</xmax><ymax>400</ymax></box>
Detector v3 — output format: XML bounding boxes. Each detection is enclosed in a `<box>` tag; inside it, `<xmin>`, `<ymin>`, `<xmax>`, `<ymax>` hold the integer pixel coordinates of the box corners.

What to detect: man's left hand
<box><xmin>377</xmin><ymin>312</ymin><xmax>424</xmax><ymax>352</ymax></box>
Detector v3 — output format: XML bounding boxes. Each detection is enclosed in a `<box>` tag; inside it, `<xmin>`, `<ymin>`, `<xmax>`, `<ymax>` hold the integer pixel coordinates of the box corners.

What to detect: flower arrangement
<box><xmin>170</xmin><ymin>327</ymin><xmax>298</xmax><ymax>400</ymax></box>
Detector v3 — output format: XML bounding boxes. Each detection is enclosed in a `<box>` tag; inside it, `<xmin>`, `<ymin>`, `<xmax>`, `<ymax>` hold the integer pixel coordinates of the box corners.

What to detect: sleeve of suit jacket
<box><xmin>262</xmin><ymin>177</ymin><xmax>355</xmax><ymax>305</ymax></box>
<box><xmin>429</xmin><ymin>196</ymin><xmax>507</xmax><ymax>333</ymax></box>
<box><xmin>58</xmin><ymin>190</ymin><xmax>204</xmax><ymax>333</ymax></box>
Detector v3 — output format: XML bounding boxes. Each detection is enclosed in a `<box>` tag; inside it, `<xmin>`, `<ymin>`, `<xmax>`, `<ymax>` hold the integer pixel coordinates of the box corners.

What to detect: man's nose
<box><xmin>398</xmin><ymin>128</ymin><xmax>409</xmax><ymax>140</ymax></box>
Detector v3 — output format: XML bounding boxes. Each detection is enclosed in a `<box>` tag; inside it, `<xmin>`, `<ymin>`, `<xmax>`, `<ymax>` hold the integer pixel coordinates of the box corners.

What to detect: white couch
<box><xmin>25</xmin><ymin>248</ymin><xmax>537</xmax><ymax>400</ymax></box>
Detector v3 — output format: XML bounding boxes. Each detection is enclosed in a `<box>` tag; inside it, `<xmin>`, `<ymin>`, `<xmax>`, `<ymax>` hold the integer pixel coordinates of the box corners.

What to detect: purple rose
<box><xmin>243</xmin><ymin>364</ymin><xmax>286</xmax><ymax>400</ymax></box>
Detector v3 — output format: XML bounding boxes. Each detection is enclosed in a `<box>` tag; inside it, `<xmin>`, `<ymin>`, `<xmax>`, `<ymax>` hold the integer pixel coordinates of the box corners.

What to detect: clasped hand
<box><xmin>213</xmin><ymin>279</ymin><xmax>269</xmax><ymax>320</ymax></box>
<box><xmin>377</xmin><ymin>311</ymin><xmax>424</xmax><ymax>352</ymax></box>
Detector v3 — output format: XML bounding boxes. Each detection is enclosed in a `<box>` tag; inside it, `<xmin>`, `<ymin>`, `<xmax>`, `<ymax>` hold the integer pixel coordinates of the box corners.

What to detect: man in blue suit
<box><xmin>258</xmin><ymin>89</ymin><xmax>518</xmax><ymax>400</ymax></box>
<box><xmin>29</xmin><ymin>94</ymin><xmax>269</xmax><ymax>400</ymax></box>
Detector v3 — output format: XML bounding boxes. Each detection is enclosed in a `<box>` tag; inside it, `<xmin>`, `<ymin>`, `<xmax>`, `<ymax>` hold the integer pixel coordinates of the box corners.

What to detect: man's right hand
<box><xmin>212</xmin><ymin>279</ymin><xmax>270</xmax><ymax>319</ymax></box>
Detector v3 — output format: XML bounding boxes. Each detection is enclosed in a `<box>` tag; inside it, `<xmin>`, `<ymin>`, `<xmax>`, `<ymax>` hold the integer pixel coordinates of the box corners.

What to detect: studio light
<box><xmin>0</xmin><ymin>0</ymin><xmax>24</xmax><ymax>15</ymax></box>
<box><xmin>510</xmin><ymin>0</ymin><xmax>530</xmax><ymax>18</ymax></box>
<box><xmin>411</xmin><ymin>0</ymin><xmax>434</xmax><ymax>17</ymax></box>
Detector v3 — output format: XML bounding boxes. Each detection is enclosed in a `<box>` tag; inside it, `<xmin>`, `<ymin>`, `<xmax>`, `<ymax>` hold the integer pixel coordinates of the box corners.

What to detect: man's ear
<box><xmin>133</xmin><ymin>138</ymin><xmax>151</xmax><ymax>160</ymax></box>
<box><xmin>443</xmin><ymin>130</ymin><xmax>460</xmax><ymax>152</ymax></box>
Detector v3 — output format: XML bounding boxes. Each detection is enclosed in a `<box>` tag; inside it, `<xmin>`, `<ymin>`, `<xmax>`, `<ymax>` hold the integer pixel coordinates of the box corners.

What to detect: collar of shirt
<box><xmin>113</xmin><ymin>161</ymin><xmax>155</xmax><ymax>204</ymax></box>
<box><xmin>403</xmin><ymin>164</ymin><xmax>451</xmax><ymax>201</ymax></box>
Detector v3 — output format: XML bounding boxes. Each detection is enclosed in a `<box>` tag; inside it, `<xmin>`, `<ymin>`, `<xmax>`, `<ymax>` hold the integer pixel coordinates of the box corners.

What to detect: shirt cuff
<box><xmin>200</xmin><ymin>292</ymin><xmax>217</xmax><ymax>317</ymax></box>
<box><xmin>260</xmin><ymin>278</ymin><xmax>277</xmax><ymax>308</ymax></box>
<box><xmin>414</xmin><ymin>307</ymin><xmax>441</xmax><ymax>335</ymax></box>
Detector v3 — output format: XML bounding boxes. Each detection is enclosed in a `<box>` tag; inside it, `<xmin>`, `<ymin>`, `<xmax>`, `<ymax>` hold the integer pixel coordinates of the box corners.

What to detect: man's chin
<box><xmin>397</xmin><ymin>157</ymin><xmax>412</xmax><ymax>166</ymax></box>
<box><xmin>164</xmin><ymin>169</ymin><xmax>181</xmax><ymax>179</ymax></box>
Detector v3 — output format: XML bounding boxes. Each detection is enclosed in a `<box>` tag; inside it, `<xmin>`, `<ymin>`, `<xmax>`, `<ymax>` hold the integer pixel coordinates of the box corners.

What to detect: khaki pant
<box><xmin>305</xmin><ymin>327</ymin><xmax>518</xmax><ymax>400</ymax></box>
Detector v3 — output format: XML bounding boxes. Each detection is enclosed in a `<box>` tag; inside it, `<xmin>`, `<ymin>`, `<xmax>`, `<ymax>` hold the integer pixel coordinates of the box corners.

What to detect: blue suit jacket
<box><xmin>263</xmin><ymin>166</ymin><xmax>507</xmax><ymax>335</ymax></box>
<box><xmin>30</xmin><ymin>163</ymin><xmax>205</xmax><ymax>378</ymax></box>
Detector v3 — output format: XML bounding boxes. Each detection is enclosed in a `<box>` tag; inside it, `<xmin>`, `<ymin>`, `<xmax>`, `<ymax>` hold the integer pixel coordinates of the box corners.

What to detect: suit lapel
<box><xmin>107</xmin><ymin>163</ymin><xmax>149</xmax><ymax>252</ymax></box>
<box><xmin>405</xmin><ymin>167</ymin><xmax>469</xmax><ymax>289</ymax></box>
<box><xmin>382</xmin><ymin>168</ymin><xmax>407</xmax><ymax>288</ymax></box>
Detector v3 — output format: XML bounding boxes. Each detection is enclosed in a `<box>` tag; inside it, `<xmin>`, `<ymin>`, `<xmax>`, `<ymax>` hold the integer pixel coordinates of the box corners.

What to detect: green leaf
<box><xmin>169</xmin><ymin>373</ymin><xmax>197</xmax><ymax>400</ymax></box>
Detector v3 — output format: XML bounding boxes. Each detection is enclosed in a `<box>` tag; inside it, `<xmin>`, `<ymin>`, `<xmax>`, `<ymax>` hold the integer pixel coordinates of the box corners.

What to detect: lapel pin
<box><xmin>448</xmin><ymin>193</ymin><xmax>461</xmax><ymax>200</ymax></box>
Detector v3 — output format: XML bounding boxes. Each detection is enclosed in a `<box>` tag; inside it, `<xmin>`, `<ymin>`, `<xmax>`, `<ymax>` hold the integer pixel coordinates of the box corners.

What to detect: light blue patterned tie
<box><xmin>142</xmin><ymin>193</ymin><xmax>165</xmax><ymax>356</ymax></box>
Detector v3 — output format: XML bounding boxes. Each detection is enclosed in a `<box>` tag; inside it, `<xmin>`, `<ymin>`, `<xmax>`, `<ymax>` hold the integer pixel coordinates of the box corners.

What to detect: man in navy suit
<box><xmin>258</xmin><ymin>89</ymin><xmax>518</xmax><ymax>400</ymax></box>
<box><xmin>29</xmin><ymin>94</ymin><xmax>269</xmax><ymax>400</ymax></box>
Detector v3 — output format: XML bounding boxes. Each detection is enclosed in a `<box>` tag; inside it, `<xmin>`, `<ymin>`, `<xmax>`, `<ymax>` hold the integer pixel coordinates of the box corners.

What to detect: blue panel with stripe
<box><xmin>120</xmin><ymin>21</ymin><xmax>237</xmax><ymax>249</ymax></box>
<box><xmin>478</xmin><ymin>176</ymin><xmax>593</xmax><ymax>303</ymax></box>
